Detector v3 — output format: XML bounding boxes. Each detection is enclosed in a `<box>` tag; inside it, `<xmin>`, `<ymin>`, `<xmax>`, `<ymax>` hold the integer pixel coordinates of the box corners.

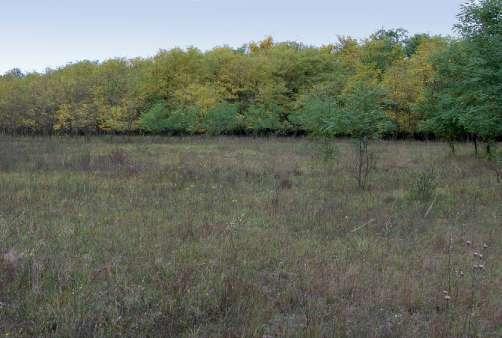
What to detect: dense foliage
<box><xmin>0</xmin><ymin>0</ymin><xmax>500</xmax><ymax>142</ymax></box>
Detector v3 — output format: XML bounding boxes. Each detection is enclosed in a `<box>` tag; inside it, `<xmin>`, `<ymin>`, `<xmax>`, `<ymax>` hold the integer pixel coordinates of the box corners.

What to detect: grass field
<box><xmin>0</xmin><ymin>136</ymin><xmax>501</xmax><ymax>337</ymax></box>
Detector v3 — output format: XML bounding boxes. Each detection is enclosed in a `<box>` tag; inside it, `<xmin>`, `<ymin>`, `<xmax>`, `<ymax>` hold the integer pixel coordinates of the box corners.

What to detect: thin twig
<box><xmin>424</xmin><ymin>195</ymin><xmax>438</xmax><ymax>218</ymax></box>
<box><xmin>351</xmin><ymin>218</ymin><xmax>375</xmax><ymax>232</ymax></box>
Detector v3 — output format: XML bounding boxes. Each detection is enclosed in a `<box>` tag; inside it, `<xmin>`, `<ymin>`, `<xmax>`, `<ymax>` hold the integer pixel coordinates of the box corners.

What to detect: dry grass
<box><xmin>0</xmin><ymin>136</ymin><xmax>501</xmax><ymax>337</ymax></box>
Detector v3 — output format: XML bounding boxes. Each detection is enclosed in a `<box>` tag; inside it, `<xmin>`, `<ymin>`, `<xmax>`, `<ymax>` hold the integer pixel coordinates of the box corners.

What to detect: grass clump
<box><xmin>409</xmin><ymin>168</ymin><xmax>438</xmax><ymax>202</ymax></box>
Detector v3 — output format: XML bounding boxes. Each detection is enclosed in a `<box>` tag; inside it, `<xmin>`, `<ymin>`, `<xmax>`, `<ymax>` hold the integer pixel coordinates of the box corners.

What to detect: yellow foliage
<box><xmin>173</xmin><ymin>83</ymin><xmax>225</xmax><ymax>115</ymax></box>
<box><xmin>382</xmin><ymin>39</ymin><xmax>447</xmax><ymax>133</ymax></box>
<box><xmin>54</xmin><ymin>104</ymin><xmax>73</xmax><ymax>131</ymax></box>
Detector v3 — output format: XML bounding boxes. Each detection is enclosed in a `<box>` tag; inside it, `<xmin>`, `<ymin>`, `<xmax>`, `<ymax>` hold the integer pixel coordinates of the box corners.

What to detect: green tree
<box><xmin>323</xmin><ymin>68</ymin><xmax>394</xmax><ymax>188</ymax></box>
<box><xmin>419</xmin><ymin>0</ymin><xmax>501</xmax><ymax>155</ymax></box>
<box><xmin>361</xmin><ymin>29</ymin><xmax>407</xmax><ymax>73</ymax></box>
<box><xmin>456</xmin><ymin>0</ymin><xmax>502</xmax><ymax>156</ymax></box>
<box><xmin>418</xmin><ymin>41</ymin><xmax>470</xmax><ymax>153</ymax></box>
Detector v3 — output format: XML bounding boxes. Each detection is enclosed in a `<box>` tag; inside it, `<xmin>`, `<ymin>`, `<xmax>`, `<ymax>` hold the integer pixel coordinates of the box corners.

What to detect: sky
<box><xmin>1</xmin><ymin>0</ymin><xmax>465</xmax><ymax>74</ymax></box>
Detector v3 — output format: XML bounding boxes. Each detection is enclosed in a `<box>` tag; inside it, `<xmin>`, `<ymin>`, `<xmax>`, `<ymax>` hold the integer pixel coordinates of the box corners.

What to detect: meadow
<box><xmin>0</xmin><ymin>136</ymin><xmax>501</xmax><ymax>337</ymax></box>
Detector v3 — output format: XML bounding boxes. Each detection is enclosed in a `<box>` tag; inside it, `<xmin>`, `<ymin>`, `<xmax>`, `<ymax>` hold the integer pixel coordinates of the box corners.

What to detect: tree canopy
<box><xmin>0</xmin><ymin>0</ymin><xmax>500</xmax><ymax>143</ymax></box>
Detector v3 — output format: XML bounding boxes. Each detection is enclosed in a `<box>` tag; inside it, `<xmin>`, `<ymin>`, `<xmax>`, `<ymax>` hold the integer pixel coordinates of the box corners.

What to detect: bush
<box><xmin>409</xmin><ymin>169</ymin><xmax>438</xmax><ymax>201</ymax></box>
<box><xmin>203</xmin><ymin>103</ymin><xmax>244</xmax><ymax>135</ymax></box>
<box><xmin>139</xmin><ymin>101</ymin><xmax>169</xmax><ymax>133</ymax></box>
<box><xmin>162</xmin><ymin>107</ymin><xmax>200</xmax><ymax>135</ymax></box>
<box><xmin>289</xmin><ymin>98</ymin><xmax>336</xmax><ymax>135</ymax></box>
<box><xmin>311</xmin><ymin>138</ymin><xmax>338</xmax><ymax>162</ymax></box>
<box><xmin>140</xmin><ymin>102</ymin><xmax>200</xmax><ymax>135</ymax></box>
<box><xmin>244</xmin><ymin>104</ymin><xmax>284</xmax><ymax>135</ymax></box>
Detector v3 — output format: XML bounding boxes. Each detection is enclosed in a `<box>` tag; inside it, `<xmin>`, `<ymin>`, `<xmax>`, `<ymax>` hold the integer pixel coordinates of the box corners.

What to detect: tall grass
<box><xmin>0</xmin><ymin>136</ymin><xmax>501</xmax><ymax>337</ymax></box>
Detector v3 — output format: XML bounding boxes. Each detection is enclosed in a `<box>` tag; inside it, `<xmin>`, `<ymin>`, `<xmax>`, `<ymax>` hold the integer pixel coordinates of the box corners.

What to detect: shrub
<box><xmin>289</xmin><ymin>98</ymin><xmax>336</xmax><ymax>135</ymax></box>
<box><xmin>311</xmin><ymin>138</ymin><xmax>338</xmax><ymax>162</ymax></box>
<box><xmin>162</xmin><ymin>106</ymin><xmax>200</xmax><ymax>135</ymax></box>
<box><xmin>244</xmin><ymin>104</ymin><xmax>284</xmax><ymax>135</ymax></box>
<box><xmin>139</xmin><ymin>101</ymin><xmax>170</xmax><ymax>133</ymax></box>
<box><xmin>203</xmin><ymin>103</ymin><xmax>244</xmax><ymax>135</ymax></box>
<box><xmin>140</xmin><ymin>101</ymin><xmax>200</xmax><ymax>135</ymax></box>
<box><xmin>409</xmin><ymin>168</ymin><xmax>438</xmax><ymax>201</ymax></box>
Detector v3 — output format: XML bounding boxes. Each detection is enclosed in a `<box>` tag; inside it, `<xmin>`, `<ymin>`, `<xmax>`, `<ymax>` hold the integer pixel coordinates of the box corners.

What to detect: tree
<box><xmin>0</xmin><ymin>10</ymin><xmax>499</xmax><ymax>140</ymax></box>
<box><xmin>418</xmin><ymin>41</ymin><xmax>470</xmax><ymax>153</ymax></box>
<box><xmin>382</xmin><ymin>38</ymin><xmax>447</xmax><ymax>135</ymax></box>
<box><xmin>419</xmin><ymin>0</ymin><xmax>502</xmax><ymax>155</ymax></box>
<box><xmin>52</xmin><ymin>61</ymin><xmax>100</xmax><ymax>134</ymax></box>
<box><xmin>93</xmin><ymin>59</ymin><xmax>140</xmax><ymax>132</ymax></box>
<box><xmin>361</xmin><ymin>29</ymin><xmax>407</xmax><ymax>73</ymax></box>
<box><xmin>455</xmin><ymin>0</ymin><xmax>502</xmax><ymax>156</ymax></box>
<box><xmin>404</xmin><ymin>33</ymin><xmax>432</xmax><ymax>57</ymax></box>
<box><xmin>2</xmin><ymin>68</ymin><xmax>24</xmax><ymax>79</ymax></box>
<box><xmin>323</xmin><ymin>67</ymin><xmax>395</xmax><ymax>188</ymax></box>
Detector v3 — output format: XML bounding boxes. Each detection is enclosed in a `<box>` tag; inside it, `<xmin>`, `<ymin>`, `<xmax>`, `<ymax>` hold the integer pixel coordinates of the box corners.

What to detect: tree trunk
<box><xmin>357</xmin><ymin>136</ymin><xmax>369</xmax><ymax>189</ymax></box>
<box><xmin>357</xmin><ymin>138</ymin><xmax>364</xmax><ymax>189</ymax></box>
<box><xmin>486</xmin><ymin>142</ymin><xmax>493</xmax><ymax>159</ymax></box>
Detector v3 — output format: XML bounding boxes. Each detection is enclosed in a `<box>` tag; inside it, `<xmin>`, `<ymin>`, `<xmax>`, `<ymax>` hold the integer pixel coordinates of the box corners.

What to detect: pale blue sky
<box><xmin>1</xmin><ymin>0</ymin><xmax>464</xmax><ymax>74</ymax></box>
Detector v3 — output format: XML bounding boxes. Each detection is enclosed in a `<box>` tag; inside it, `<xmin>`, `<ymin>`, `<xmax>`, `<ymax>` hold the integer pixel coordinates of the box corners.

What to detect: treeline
<box><xmin>0</xmin><ymin>0</ymin><xmax>500</xmax><ymax>145</ymax></box>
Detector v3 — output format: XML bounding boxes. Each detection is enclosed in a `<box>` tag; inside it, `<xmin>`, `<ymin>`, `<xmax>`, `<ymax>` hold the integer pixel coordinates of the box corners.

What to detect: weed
<box><xmin>409</xmin><ymin>168</ymin><xmax>438</xmax><ymax>202</ymax></box>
